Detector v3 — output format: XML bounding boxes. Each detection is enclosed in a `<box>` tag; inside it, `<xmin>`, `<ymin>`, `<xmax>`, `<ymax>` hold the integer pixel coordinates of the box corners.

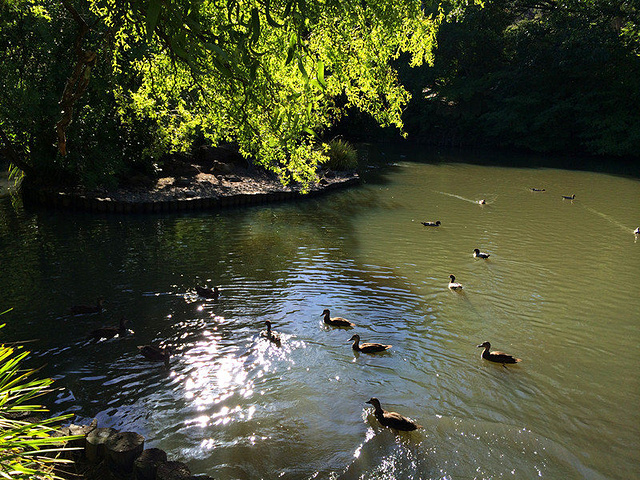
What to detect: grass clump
<box><xmin>325</xmin><ymin>139</ymin><xmax>358</xmax><ymax>171</ymax></box>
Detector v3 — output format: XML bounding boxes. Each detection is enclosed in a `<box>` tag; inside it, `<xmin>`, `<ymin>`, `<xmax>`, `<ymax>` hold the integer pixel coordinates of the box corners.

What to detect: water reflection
<box><xmin>0</xmin><ymin>151</ymin><xmax>639</xmax><ymax>479</ymax></box>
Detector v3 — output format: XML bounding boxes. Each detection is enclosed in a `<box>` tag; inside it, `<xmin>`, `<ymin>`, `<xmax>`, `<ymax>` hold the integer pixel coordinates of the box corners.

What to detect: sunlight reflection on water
<box><xmin>1</xmin><ymin>153</ymin><xmax>638</xmax><ymax>479</ymax></box>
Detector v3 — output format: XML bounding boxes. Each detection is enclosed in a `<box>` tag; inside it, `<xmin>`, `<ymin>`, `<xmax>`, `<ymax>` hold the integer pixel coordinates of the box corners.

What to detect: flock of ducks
<box><xmin>71</xmin><ymin>285</ymin><xmax>220</xmax><ymax>368</ymax></box>
<box><xmin>69</xmin><ymin>186</ymin><xmax>637</xmax><ymax>434</ymax></box>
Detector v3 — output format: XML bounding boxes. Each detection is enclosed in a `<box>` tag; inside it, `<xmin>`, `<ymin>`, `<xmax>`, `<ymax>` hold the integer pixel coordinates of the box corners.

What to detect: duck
<box><xmin>473</xmin><ymin>248</ymin><xmax>490</xmax><ymax>259</ymax></box>
<box><xmin>70</xmin><ymin>297</ymin><xmax>105</xmax><ymax>315</ymax></box>
<box><xmin>478</xmin><ymin>199</ymin><xmax>486</xmax><ymax>205</ymax></box>
<box><xmin>195</xmin><ymin>286</ymin><xmax>219</xmax><ymax>299</ymax></box>
<box><xmin>530</xmin><ymin>188</ymin><xmax>545</xmax><ymax>192</ymax></box>
<box><xmin>349</xmin><ymin>334</ymin><xmax>391</xmax><ymax>353</ymax></box>
<box><xmin>562</xmin><ymin>194</ymin><xmax>575</xmax><ymax>200</ymax></box>
<box><xmin>448</xmin><ymin>274</ymin><xmax>463</xmax><ymax>290</ymax></box>
<box><xmin>321</xmin><ymin>309</ymin><xmax>355</xmax><ymax>328</ymax></box>
<box><xmin>365</xmin><ymin>398</ymin><xmax>420</xmax><ymax>431</ymax></box>
<box><xmin>634</xmin><ymin>227</ymin><xmax>639</xmax><ymax>235</ymax></box>
<box><xmin>137</xmin><ymin>344</ymin><xmax>172</xmax><ymax>368</ymax></box>
<box><xmin>421</xmin><ymin>221</ymin><xmax>441</xmax><ymax>227</ymax></box>
<box><xmin>261</xmin><ymin>320</ymin><xmax>281</xmax><ymax>346</ymax></box>
<box><xmin>87</xmin><ymin>317</ymin><xmax>129</xmax><ymax>342</ymax></box>
<box><xmin>477</xmin><ymin>341</ymin><xmax>521</xmax><ymax>365</ymax></box>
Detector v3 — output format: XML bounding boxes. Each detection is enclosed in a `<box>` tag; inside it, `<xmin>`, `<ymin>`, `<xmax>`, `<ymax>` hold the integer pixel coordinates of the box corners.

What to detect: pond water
<box><xmin>1</xmin><ymin>147</ymin><xmax>639</xmax><ymax>479</ymax></box>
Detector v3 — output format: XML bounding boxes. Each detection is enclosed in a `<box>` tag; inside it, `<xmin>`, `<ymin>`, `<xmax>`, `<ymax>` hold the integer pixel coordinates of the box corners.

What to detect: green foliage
<box><xmin>0</xmin><ymin>316</ymin><xmax>80</xmax><ymax>479</ymax></box>
<box><xmin>1</xmin><ymin>0</ymin><xmax>447</xmax><ymax>189</ymax></box>
<box><xmin>400</xmin><ymin>0</ymin><xmax>640</xmax><ymax>157</ymax></box>
<box><xmin>325</xmin><ymin>139</ymin><xmax>358</xmax><ymax>170</ymax></box>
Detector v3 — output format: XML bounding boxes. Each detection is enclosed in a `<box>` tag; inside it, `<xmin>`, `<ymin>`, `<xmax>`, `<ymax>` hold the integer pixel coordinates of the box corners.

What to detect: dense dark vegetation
<box><xmin>1</xmin><ymin>0</ymin><xmax>638</xmax><ymax>192</ymax></box>
<box><xmin>339</xmin><ymin>0</ymin><xmax>640</xmax><ymax>158</ymax></box>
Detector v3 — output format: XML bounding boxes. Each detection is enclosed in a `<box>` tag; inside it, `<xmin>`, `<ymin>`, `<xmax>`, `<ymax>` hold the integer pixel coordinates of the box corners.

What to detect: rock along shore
<box><xmin>55</xmin><ymin>420</ymin><xmax>211</xmax><ymax>480</ymax></box>
<box><xmin>22</xmin><ymin>169</ymin><xmax>360</xmax><ymax>214</ymax></box>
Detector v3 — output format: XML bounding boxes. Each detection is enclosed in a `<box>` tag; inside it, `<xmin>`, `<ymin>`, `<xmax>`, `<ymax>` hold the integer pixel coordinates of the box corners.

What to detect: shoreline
<box><xmin>20</xmin><ymin>170</ymin><xmax>360</xmax><ymax>213</ymax></box>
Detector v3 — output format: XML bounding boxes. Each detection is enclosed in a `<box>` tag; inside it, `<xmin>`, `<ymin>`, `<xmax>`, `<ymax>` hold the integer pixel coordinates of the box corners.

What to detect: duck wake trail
<box><xmin>436</xmin><ymin>191</ymin><xmax>497</xmax><ymax>204</ymax></box>
<box><xmin>580</xmin><ymin>205</ymin><xmax>635</xmax><ymax>233</ymax></box>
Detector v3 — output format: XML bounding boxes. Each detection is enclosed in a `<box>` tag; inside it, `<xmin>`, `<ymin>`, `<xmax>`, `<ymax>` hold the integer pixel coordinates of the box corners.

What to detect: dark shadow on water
<box><xmin>357</xmin><ymin>142</ymin><xmax>640</xmax><ymax>181</ymax></box>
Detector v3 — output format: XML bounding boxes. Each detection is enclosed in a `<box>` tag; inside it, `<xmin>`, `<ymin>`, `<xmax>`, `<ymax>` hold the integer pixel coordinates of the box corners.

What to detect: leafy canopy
<box><xmin>109</xmin><ymin>0</ymin><xmax>442</xmax><ymax>185</ymax></box>
<box><xmin>1</xmin><ymin>0</ymin><xmax>445</xmax><ymax>187</ymax></box>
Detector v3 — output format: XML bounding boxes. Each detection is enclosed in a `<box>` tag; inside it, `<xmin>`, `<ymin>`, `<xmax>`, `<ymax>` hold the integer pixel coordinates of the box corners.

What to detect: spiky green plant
<box><xmin>0</xmin><ymin>310</ymin><xmax>81</xmax><ymax>479</ymax></box>
<box><xmin>325</xmin><ymin>139</ymin><xmax>358</xmax><ymax>171</ymax></box>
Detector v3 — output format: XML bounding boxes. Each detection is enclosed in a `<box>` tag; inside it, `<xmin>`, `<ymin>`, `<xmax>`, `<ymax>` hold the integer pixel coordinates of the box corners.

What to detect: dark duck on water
<box><xmin>321</xmin><ymin>309</ymin><xmax>355</xmax><ymax>328</ymax></box>
<box><xmin>261</xmin><ymin>320</ymin><xmax>281</xmax><ymax>346</ymax></box>
<box><xmin>87</xmin><ymin>317</ymin><xmax>129</xmax><ymax>342</ymax></box>
<box><xmin>137</xmin><ymin>344</ymin><xmax>172</xmax><ymax>368</ymax></box>
<box><xmin>366</xmin><ymin>397</ymin><xmax>421</xmax><ymax>431</ymax></box>
<box><xmin>477</xmin><ymin>341</ymin><xmax>521</xmax><ymax>366</ymax></box>
<box><xmin>349</xmin><ymin>334</ymin><xmax>391</xmax><ymax>353</ymax></box>
<box><xmin>196</xmin><ymin>286</ymin><xmax>219</xmax><ymax>299</ymax></box>
<box><xmin>70</xmin><ymin>297</ymin><xmax>105</xmax><ymax>315</ymax></box>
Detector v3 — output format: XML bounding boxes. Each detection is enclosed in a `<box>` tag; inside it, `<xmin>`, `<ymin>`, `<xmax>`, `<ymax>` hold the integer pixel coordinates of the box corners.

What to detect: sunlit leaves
<box><xmin>102</xmin><ymin>0</ymin><xmax>444</xmax><ymax>185</ymax></box>
<box><xmin>1</xmin><ymin>0</ymin><xmax>446</xmax><ymax>188</ymax></box>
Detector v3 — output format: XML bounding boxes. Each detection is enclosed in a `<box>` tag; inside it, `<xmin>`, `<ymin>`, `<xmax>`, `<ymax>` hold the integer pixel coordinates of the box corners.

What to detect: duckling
<box><xmin>562</xmin><ymin>194</ymin><xmax>575</xmax><ymax>200</ymax></box>
<box><xmin>87</xmin><ymin>317</ymin><xmax>129</xmax><ymax>342</ymax></box>
<box><xmin>321</xmin><ymin>309</ymin><xmax>355</xmax><ymax>328</ymax></box>
<box><xmin>477</xmin><ymin>341</ymin><xmax>521</xmax><ymax>365</ymax></box>
<box><xmin>634</xmin><ymin>227</ymin><xmax>639</xmax><ymax>235</ymax></box>
<box><xmin>421</xmin><ymin>221</ymin><xmax>441</xmax><ymax>227</ymax></box>
<box><xmin>70</xmin><ymin>297</ymin><xmax>105</xmax><ymax>315</ymax></box>
<box><xmin>261</xmin><ymin>320</ymin><xmax>281</xmax><ymax>346</ymax></box>
<box><xmin>448</xmin><ymin>274</ymin><xmax>463</xmax><ymax>291</ymax></box>
<box><xmin>530</xmin><ymin>188</ymin><xmax>545</xmax><ymax>192</ymax></box>
<box><xmin>195</xmin><ymin>286</ymin><xmax>219</xmax><ymax>299</ymax></box>
<box><xmin>473</xmin><ymin>248</ymin><xmax>490</xmax><ymax>259</ymax></box>
<box><xmin>137</xmin><ymin>344</ymin><xmax>172</xmax><ymax>368</ymax></box>
<box><xmin>349</xmin><ymin>334</ymin><xmax>391</xmax><ymax>353</ymax></box>
<box><xmin>478</xmin><ymin>199</ymin><xmax>486</xmax><ymax>205</ymax></box>
<box><xmin>365</xmin><ymin>397</ymin><xmax>420</xmax><ymax>431</ymax></box>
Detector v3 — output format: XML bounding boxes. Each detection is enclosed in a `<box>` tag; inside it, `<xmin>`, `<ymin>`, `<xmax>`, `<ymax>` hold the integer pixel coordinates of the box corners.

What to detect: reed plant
<box><xmin>0</xmin><ymin>309</ymin><xmax>80</xmax><ymax>479</ymax></box>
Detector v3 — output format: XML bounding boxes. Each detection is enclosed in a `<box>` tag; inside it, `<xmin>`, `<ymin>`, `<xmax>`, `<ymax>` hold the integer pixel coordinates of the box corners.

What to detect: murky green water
<box><xmin>1</xmin><ymin>148</ymin><xmax>638</xmax><ymax>479</ymax></box>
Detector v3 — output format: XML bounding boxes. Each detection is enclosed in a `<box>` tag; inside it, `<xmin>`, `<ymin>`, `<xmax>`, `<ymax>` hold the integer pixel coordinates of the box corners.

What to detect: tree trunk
<box><xmin>57</xmin><ymin>0</ymin><xmax>97</xmax><ymax>156</ymax></box>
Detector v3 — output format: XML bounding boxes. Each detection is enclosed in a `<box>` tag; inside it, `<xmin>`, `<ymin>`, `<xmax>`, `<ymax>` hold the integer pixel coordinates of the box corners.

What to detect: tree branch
<box><xmin>56</xmin><ymin>0</ymin><xmax>97</xmax><ymax>156</ymax></box>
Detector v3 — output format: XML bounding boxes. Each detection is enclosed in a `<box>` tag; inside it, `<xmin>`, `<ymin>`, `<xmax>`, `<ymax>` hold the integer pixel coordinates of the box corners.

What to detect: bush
<box><xmin>325</xmin><ymin>139</ymin><xmax>358</xmax><ymax>171</ymax></box>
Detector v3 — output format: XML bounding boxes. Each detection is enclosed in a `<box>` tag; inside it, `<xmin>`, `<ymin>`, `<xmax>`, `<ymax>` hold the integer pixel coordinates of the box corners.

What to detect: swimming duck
<box><xmin>261</xmin><ymin>320</ymin><xmax>281</xmax><ymax>346</ymax></box>
<box><xmin>70</xmin><ymin>297</ymin><xmax>105</xmax><ymax>315</ymax></box>
<box><xmin>473</xmin><ymin>248</ymin><xmax>490</xmax><ymax>259</ymax></box>
<box><xmin>349</xmin><ymin>334</ymin><xmax>391</xmax><ymax>353</ymax></box>
<box><xmin>87</xmin><ymin>317</ymin><xmax>129</xmax><ymax>342</ymax></box>
<box><xmin>478</xmin><ymin>199</ymin><xmax>486</xmax><ymax>205</ymax></box>
<box><xmin>562</xmin><ymin>194</ymin><xmax>575</xmax><ymax>200</ymax></box>
<box><xmin>195</xmin><ymin>286</ymin><xmax>219</xmax><ymax>299</ymax></box>
<box><xmin>477</xmin><ymin>341</ymin><xmax>521</xmax><ymax>365</ymax></box>
<box><xmin>321</xmin><ymin>309</ymin><xmax>355</xmax><ymax>328</ymax></box>
<box><xmin>530</xmin><ymin>188</ymin><xmax>545</xmax><ymax>192</ymax></box>
<box><xmin>421</xmin><ymin>221</ymin><xmax>441</xmax><ymax>227</ymax></box>
<box><xmin>365</xmin><ymin>398</ymin><xmax>420</xmax><ymax>431</ymax></box>
<box><xmin>448</xmin><ymin>274</ymin><xmax>463</xmax><ymax>290</ymax></box>
<box><xmin>634</xmin><ymin>227</ymin><xmax>639</xmax><ymax>235</ymax></box>
<box><xmin>137</xmin><ymin>344</ymin><xmax>172</xmax><ymax>368</ymax></box>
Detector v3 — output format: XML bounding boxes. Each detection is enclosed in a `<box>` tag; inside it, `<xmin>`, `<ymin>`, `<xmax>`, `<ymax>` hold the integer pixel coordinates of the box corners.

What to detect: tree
<box><xmin>0</xmin><ymin>0</ymin><xmax>445</xmax><ymax>189</ymax></box>
<box><xmin>399</xmin><ymin>0</ymin><xmax>640</xmax><ymax>156</ymax></box>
